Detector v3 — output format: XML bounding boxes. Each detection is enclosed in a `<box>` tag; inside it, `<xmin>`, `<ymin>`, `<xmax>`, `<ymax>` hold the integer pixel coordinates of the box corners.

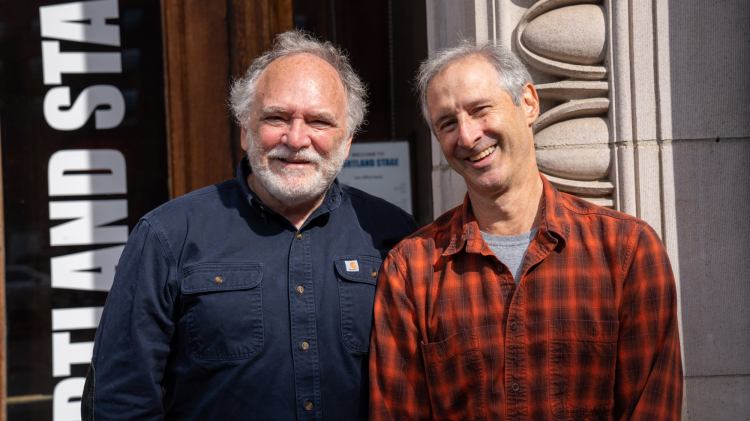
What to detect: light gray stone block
<box><xmin>685</xmin><ymin>376</ymin><xmax>750</xmax><ymax>421</ymax></box>
<box><xmin>672</xmin><ymin>139</ymin><xmax>750</xmax><ymax>376</ymax></box>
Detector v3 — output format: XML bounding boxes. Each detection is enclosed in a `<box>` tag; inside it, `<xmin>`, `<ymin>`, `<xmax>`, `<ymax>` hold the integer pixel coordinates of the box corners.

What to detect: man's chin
<box><xmin>261</xmin><ymin>176</ymin><xmax>327</xmax><ymax>205</ymax></box>
<box><xmin>273</xmin><ymin>161</ymin><xmax>316</xmax><ymax>172</ymax></box>
<box><xmin>269</xmin><ymin>187</ymin><xmax>325</xmax><ymax>206</ymax></box>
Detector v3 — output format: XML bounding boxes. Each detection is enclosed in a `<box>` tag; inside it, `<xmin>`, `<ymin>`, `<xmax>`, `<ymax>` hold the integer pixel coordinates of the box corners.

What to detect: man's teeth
<box><xmin>469</xmin><ymin>146</ymin><xmax>496</xmax><ymax>162</ymax></box>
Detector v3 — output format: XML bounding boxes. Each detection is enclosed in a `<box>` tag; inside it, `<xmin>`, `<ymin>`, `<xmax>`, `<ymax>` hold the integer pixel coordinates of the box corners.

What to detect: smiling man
<box><xmin>369</xmin><ymin>42</ymin><xmax>683</xmax><ymax>420</ymax></box>
<box><xmin>83</xmin><ymin>30</ymin><xmax>415</xmax><ymax>420</ymax></box>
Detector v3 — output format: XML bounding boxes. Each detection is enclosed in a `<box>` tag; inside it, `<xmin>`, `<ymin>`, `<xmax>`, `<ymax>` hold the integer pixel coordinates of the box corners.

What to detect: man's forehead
<box><xmin>430</xmin><ymin>55</ymin><xmax>498</xmax><ymax>91</ymax></box>
<box><xmin>259</xmin><ymin>53</ymin><xmax>344</xmax><ymax>90</ymax></box>
<box><xmin>249</xmin><ymin>52</ymin><xmax>347</xmax><ymax>119</ymax></box>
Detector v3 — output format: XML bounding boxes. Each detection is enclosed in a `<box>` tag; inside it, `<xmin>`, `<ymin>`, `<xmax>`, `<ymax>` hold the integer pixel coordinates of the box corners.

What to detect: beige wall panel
<box><xmin>673</xmin><ymin>140</ymin><xmax>750</xmax><ymax>376</ymax></box>
<box><xmin>665</xmin><ymin>1</ymin><xmax>750</xmax><ymax>141</ymax></box>
<box><xmin>685</xmin><ymin>376</ymin><xmax>750</xmax><ymax>421</ymax></box>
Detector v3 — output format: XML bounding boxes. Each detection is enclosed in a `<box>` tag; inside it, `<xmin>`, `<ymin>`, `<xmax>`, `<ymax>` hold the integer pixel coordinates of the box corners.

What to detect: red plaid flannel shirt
<box><xmin>370</xmin><ymin>176</ymin><xmax>683</xmax><ymax>420</ymax></box>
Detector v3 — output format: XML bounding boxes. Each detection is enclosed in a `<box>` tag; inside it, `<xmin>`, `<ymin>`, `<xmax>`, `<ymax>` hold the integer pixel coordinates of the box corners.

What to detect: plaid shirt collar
<box><xmin>442</xmin><ymin>174</ymin><xmax>569</xmax><ymax>258</ymax></box>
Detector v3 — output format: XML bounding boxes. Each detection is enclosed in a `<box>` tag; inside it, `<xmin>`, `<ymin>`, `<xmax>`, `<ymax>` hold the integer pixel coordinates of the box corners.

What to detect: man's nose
<box><xmin>283</xmin><ymin>118</ymin><xmax>312</xmax><ymax>150</ymax></box>
<box><xmin>457</xmin><ymin>116</ymin><xmax>482</xmax><ymax>149</ymax></box>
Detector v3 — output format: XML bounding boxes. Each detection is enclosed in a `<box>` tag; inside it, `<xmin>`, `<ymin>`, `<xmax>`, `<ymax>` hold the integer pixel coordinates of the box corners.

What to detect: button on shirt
<box><xmin>369</xmin><ymin>176</ymin><xmax>683</xmax><ymax>421</ymax></box>
<box><xmin>87</xmin><ymin>159</ymin><xmax>416</xmax><ymax>420</ymax></box>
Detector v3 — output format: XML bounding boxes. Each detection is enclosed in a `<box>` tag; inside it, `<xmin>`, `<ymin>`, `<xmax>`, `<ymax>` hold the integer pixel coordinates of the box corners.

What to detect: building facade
<box><xmin>1</xmin><ymin>0</ymin><xmax>748</xmax><ymax>419</ymax></box>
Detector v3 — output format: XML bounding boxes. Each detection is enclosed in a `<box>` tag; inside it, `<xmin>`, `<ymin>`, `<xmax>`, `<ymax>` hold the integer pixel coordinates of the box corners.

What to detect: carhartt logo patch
<box><xmin>345</xmin><ymin>260</ymin><xmax>360</xmax><ymax>272</ymax></box>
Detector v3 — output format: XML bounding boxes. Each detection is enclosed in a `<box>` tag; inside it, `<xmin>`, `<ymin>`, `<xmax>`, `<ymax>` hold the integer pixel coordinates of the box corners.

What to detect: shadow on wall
<box><xmin>668</xmin><ymin>1</ymin><xmax>750</xmax><ymax>419</ymax></box>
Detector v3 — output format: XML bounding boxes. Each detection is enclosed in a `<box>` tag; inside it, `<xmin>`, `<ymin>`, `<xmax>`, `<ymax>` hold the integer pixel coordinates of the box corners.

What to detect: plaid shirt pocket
<box><xmin>420</xmin><ymin>328</ymin><xmax>489</xmax><ymax>421</ymax></box>
<box><xmin>549</xmin><ymin>319</ymin><xmax>619</xmax><ymax>420</ymax></box>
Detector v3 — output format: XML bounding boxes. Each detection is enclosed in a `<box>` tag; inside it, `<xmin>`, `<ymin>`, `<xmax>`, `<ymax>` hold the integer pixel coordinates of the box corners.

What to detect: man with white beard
<box><xmin>82</xmin><ymin>30</ymin><xmax>415</xmax><ymax>420</ymax></box>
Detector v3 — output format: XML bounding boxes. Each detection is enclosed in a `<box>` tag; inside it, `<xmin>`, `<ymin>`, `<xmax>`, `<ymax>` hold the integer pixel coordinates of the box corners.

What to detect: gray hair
<box><xmin>230</xmin><ymin>30</ymin><xmax>367</xmax><ymax>137</ymax></box>
<box><xmin>416</xmin><ymin>41</ymin><xmax>533</xmax><ymax>124</ymax></box>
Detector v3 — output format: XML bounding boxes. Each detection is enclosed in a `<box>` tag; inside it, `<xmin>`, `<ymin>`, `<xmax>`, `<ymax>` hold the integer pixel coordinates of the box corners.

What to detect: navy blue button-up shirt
<box><xmin>86</xmin><ymin>159</ymin><xmax>416</xmax><ymax>420</ymax></box>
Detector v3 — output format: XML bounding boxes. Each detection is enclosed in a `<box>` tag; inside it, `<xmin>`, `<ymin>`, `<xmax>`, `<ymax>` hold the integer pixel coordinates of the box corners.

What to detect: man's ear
<box><xmin>342</xmin><ymin>135</ymin><xmax>354</xmax><ymax>158</ymax></box>
<box><xmin>520</xmin><ymin>83</ymin><xmax>540</xmax><ymax>126</ymax></box>
<box><xmin>240</xmin><ymin>127</ymin><xmax>249</xmax><ymax>152</ymax></box>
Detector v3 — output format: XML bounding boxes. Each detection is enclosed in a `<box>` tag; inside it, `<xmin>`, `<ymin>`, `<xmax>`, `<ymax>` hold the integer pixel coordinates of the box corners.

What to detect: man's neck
<box><xmin>469</xmin><ymin>172</ymin><xmax>544</xmax><ymax>236</ymax></box>
<box><xmin>247</xmin><ymin>174</ymin><xmax>326</xmax><ymax>230</ymax></box>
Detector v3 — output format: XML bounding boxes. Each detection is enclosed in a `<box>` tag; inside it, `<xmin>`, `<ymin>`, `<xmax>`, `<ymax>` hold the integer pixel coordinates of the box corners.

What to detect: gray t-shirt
<box><xmin>481</xmin><ymin>228</ymin><xmax>537</xmax><ymax>283</ymax></box>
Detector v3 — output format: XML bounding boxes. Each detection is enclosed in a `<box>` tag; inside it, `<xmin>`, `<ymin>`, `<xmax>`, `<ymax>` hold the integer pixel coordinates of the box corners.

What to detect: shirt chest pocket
<box><xmin>421</xmin><ymin>328</ymin><xmax>489</xmax><ymax>421</ymax></box>
<box><xmin>180</xmin><ymin>263</ymin><xmax>264</xmax><ymax>361</ymax></box>
<box><xmin>334</xmin><ymin>256</ymin><xmax>381</xmax><ymax>354</ymax></box>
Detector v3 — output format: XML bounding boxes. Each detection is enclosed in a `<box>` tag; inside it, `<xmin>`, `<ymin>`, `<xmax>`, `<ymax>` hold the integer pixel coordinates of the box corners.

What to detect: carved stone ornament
<box><xmin>515</xmin><ymin>0</ymin><xmax>613</xmax><ymax>205</ymax></box>
<box><xmin>516</xmin><ymin>0</ymin><xmax>607</xmax><ymax>80</ymax></box>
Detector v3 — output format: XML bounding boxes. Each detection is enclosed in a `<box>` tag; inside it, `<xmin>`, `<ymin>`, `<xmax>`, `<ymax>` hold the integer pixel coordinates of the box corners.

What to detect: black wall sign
<box><xmin>0</xmin><ymin>1</ymin><xmax>169</xmax><ymax>418</ymax></box>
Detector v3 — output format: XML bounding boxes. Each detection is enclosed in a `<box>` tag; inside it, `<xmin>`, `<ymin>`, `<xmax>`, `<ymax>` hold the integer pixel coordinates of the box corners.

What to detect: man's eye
<box><xmin>309</xmin><ymin>120</ymin><xmax>333</xmax><ymax>128</ymax></box>
<box><xmin>438</xmin><ymin>120</ymin><xmax>456</xmax><ymax>133</ymax></box>
<box><xmin>263</xmin><ymin>115</ymin><xmax>286</xmax><ymax>123</ymax></box>
<box><xmin>473</xmin><ymin>106</ymin><xmax>489</xmax><ymax>115</ymax></box>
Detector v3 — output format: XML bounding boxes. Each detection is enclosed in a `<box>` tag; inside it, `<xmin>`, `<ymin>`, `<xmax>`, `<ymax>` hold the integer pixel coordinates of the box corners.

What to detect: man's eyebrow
<box><xmin>307</xmin><ymin>111</ymin><xmax>337</xmax><ymax>122</ymax></box>
<box><xmin>258</xmin><ymin>107</ymin><xmax>337</xmax><ymax>123</ymax></box>
<box><xmin>466</xmin><ymin>99</ymin><xmax>492</xmax><ymax>109</ymax></box>
<box><xmin>259</xmin><ymin>106</ymin><xmax>288</xmax><ymax>115</ymax></box>
<box><xmin>432</xmin><ymin>112</ymin><xmax>456</xmax><ymax>128</ymax></box>
<box><xmin>432</xmin><ymin>99</ymin><xmax>493</xmax><ymax>126</ymax></box>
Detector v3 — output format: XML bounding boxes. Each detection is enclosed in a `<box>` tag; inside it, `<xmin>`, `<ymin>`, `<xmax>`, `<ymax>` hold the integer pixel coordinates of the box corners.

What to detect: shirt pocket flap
<box><xmin>421</xmin><ymin>328</ymin><xmax>480</xmax><ymax>363</ymax></box>
<box><xmin>550</xmin><ymin>319</ymin><xmax>619</xmax><ymax>343</ymax></box>
<box><xmin>334</xmin><ymin>255</ymin><xmax>382</xmax><ymax>285</ymax></box>
<box><xmin>181</xmin><ymin>264</ymin><xmax>263</xmax><ymax>295</ymax></box>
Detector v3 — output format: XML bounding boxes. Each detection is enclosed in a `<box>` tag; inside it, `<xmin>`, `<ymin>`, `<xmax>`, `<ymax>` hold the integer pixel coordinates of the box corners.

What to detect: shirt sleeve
<box><xmin>615</xmin><ymin>223</ymin><xmax>683</xmax><ymax>420</ymax></box>
<box><xmin>84</xmin><ymin>218</ymin><xmax>176</xmax><ymax>420</ymax></box>
<box><xmin>369</xmin><ymin>249</ymin><xmax>431</xmax><ymax>420</ymax></box>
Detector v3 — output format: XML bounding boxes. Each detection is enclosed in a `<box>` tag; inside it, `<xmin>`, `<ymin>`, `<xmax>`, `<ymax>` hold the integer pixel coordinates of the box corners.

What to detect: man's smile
<box><xmin>468</xmin><ymin>145</ymin><xmax>496</xmax><ymax>162</ymax></box>
<box><xmin>276</xmin><ymin>157</ymin><xmax>313</xmax><ymax>165</ymax></box>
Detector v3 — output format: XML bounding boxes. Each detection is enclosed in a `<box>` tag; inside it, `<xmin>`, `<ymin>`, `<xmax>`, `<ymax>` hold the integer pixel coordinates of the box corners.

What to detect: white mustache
<box><xmin>266</xmin><ymin>146</ymin><xmax>323</xmax><ymax>164</ymax></box>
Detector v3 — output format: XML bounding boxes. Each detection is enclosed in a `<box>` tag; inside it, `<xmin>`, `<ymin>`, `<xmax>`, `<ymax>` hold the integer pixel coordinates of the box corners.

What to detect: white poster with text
<box><xmin>339</xmin><ymin>141</ymin><xmax>412</xmax><ymax>214</ymax></box>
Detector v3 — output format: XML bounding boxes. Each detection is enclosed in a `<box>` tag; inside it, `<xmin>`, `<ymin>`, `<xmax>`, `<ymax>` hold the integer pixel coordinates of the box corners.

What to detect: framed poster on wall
<box><xmin>339</xmin><ymin>141</ymin><xmax>413</xmax><ymax>214</ymax></box>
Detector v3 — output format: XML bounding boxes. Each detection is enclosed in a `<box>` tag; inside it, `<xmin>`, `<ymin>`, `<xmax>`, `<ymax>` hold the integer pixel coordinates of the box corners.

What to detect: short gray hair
<box><xmin>230</xmin><ymin>30</ymin><xmax>367</xmax><ymax>137</ymax></box>
<box><xmin>416</xmin><ymin>41</ymin><xmax>532</xmax><ymax>124</ymax></box>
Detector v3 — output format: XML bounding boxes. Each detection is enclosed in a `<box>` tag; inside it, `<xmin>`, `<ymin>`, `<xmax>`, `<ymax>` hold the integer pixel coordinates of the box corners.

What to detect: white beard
<box><xmin>247</xmin><ymin>134</ymin><xmax>349</xmax><ymax>206</ymax></box>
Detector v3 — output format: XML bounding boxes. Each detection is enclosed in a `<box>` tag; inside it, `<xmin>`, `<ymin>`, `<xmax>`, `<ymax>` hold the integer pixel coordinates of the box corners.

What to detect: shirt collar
<box><xmin>235</xmin><ymin>157</ymin><xmax>343</xmax><ymax>223</ymax></box>
<box><xmin>442</xmin><ymin>174</ymin><xmax>568</xmax><ymax>257</ymax></box>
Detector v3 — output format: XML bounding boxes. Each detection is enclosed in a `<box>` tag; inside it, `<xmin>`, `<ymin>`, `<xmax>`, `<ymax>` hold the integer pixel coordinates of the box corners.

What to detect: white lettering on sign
<box><xmin>53</xmin><ymin>378</ymin><xmax>86</xmax><ymax>420</ymax></box>
<box><xmin>50</xmin><ymin>309</ymin><xmax>102</xmax><ymax>418</ymax></box>
<box><xmin>41</xmin><ymin>40</ymin><xmax>121</xmax><ymax>85</ymax></box>
<box><xmin>40</xmin><ymin>1</ymin><xmax>126</xmax><ymax>418</ymax></box>
<box><xmin>51</xmin><ymin>245</ymin><xmax>125</xmax><ymax>291</ymax></box>
<box><xmin>50</xmin><ymin>200</ymin><xmax>128</xmax><ymax>246</ymax></box>
<box><xmin>52</xmin><ymin>332</ymin><xmax>95</xmax><ymax>377</ymax></box>
<box><xmin>48</xmin><ymin>149</ymin><xmax>127</xmax><ymax>196</ymax></box>
<box><xmin>40</xmin><ymin>0</ymin><xmax>121</xmax><ymax>46</ymax></box>
<box><xmin>40</xmin><ymin>0</ymin><xmax>124</xmax><ymax>130</ymax></box>
<box><xmin>44</xmin><ymin>85</ymin><xmax>125</xmax><ymax>130</ymax></box>
<box><xmin>52</xmin><ymin>307</ymin><xmax>103</xmax><ymax>331</ymax></box>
